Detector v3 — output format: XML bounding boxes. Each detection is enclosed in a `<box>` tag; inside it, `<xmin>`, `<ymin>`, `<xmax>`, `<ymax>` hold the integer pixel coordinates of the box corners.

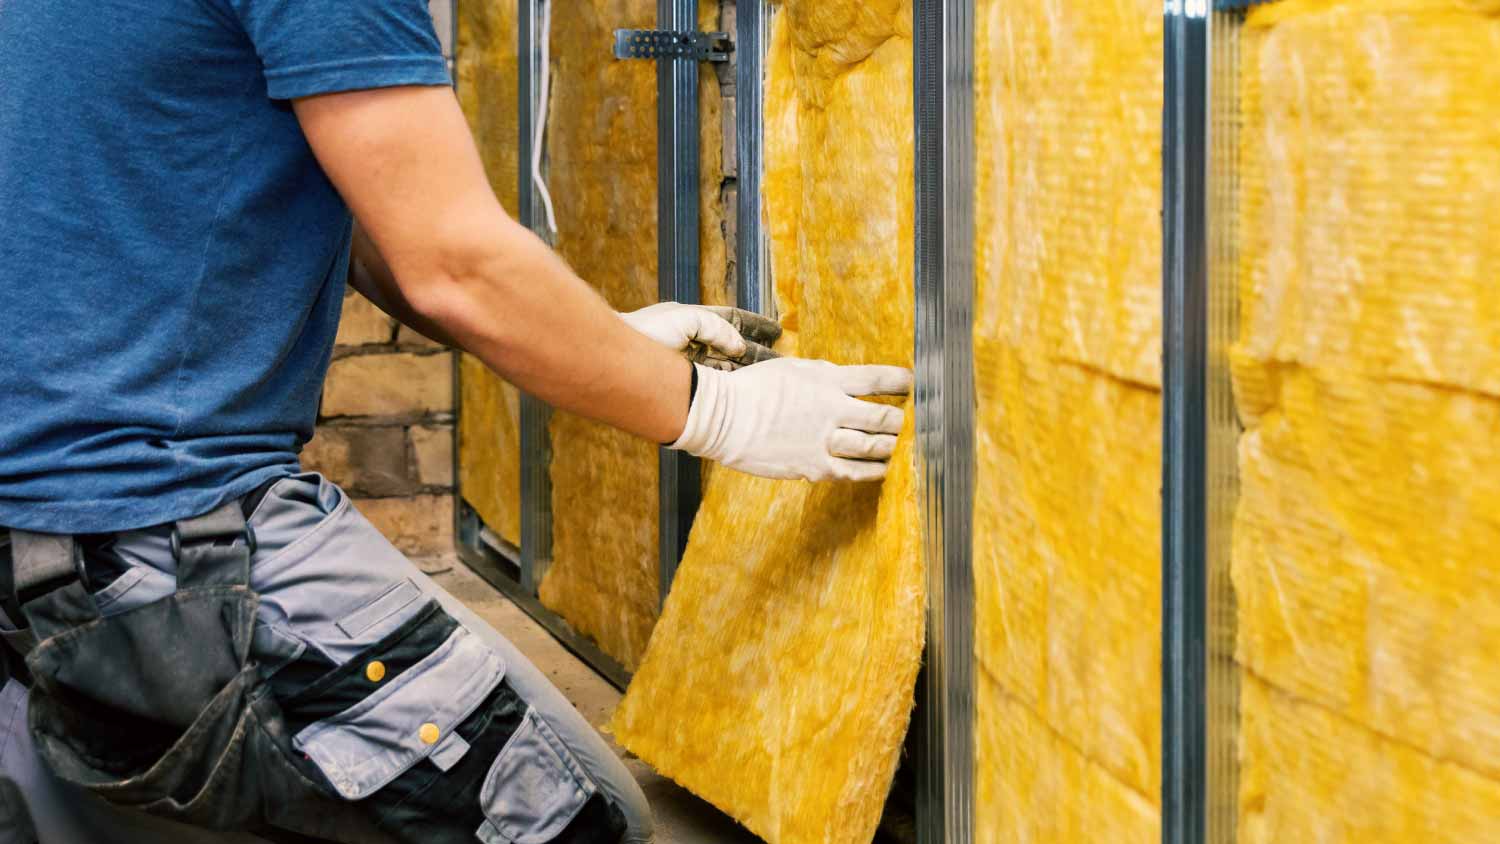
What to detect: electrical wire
<box><xmin>531</xmin><ymin>0</ymin><xmax>558</xmax><ymax>236</ymax></box>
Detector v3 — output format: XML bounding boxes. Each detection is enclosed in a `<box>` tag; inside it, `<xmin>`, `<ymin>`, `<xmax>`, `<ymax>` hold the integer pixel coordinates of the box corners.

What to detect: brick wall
<box><xmin>302</xmin><ymin>287</ymin><xmax>456</xmax><ymax>557</ymax></box>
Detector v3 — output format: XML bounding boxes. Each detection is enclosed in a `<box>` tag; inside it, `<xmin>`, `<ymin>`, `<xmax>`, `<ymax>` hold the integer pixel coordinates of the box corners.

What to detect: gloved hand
<box><xmin>620</xmin><ymin>303</ymin><xmax>782</xmax><ymax>371</ymax></box>
<box><xmin>670</xmin><ymin>358</ymin><xmax>913</xmax><ymax>482</ymax></box>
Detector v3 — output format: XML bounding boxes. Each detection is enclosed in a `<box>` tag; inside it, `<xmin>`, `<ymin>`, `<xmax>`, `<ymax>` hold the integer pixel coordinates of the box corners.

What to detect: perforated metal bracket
<box><xmin>613</xmin><ymin>29</ymin><xmax>732</xmax><ymax>62</ymax></box>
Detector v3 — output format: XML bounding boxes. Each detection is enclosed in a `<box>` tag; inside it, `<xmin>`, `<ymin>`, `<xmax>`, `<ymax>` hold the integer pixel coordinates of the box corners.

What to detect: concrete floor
<box><xmin>422</xmin><ymin>557</ymin><xmax>762</xmax><ymax>844</ymax></box>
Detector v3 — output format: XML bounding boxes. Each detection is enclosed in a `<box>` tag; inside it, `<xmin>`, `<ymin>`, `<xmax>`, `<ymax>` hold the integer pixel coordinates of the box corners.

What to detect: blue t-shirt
<box><xmin>0</xmin><ymin>0</ymin><xmax>450</xmax><ymax>532</ymax></box>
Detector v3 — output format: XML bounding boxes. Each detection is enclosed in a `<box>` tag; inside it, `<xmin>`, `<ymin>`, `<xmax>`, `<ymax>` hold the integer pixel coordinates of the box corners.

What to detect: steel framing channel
<box><xmin>457</xmin><ymin>508</ymin><xmax>633</xmax><ymax>691</ymax></box>
<box><xmin>656</xmin><ymin>0</ymin><xmax>704</xmax><ymax>605</ymax></box>
<box><xmin>518</xmin><ymin>0</ymin><xmax>555</xmax><ymax>596</ymax></box>
<box><xmin>913</xmin><ymin>0</ymin><xmax>976</xmax><ymax>842</ymax></box>
<box><xmin>734</xmin><ymin>0</ymin><xmax>771</xmax><ymax>317</ymax></box>
<box><xmin>1162</xmin><ymin>2</ymin><xmax>1212</xmax><ymax>843</ymax></box>
<box><xmin>1204</xmin><ymin>9</ymin><xmax>1243</xmax><ymax>843</ymax></box>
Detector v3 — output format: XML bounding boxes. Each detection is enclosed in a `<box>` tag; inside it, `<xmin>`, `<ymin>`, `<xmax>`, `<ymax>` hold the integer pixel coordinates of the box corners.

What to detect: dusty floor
<box><xmin>421</xmin><ymin>556</ymin><xmax>762</xmax><ymax>844</ymax></box>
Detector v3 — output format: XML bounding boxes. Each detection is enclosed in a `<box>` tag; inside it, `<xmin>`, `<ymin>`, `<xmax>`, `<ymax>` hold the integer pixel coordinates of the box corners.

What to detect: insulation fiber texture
<box><xmin>456</xmin><ymin>0</ymin><xmax>522</xmax><ymax>546</ymax></box>
<box><xmin>1232</xmin><ymin>2</ymin><xmax>1500</xmax><ymax>839</ymax></box>
<box><xmin>973</xmin><ymin>0</ymin><xmax>1163</xmax><ymax>840</ymax></box>
<box><xmin>538</xmin><ymin>0</ymin><xmax>728</xmax><ymax>671</ymax></box>
<box><xmin>460</xmin><ymin>355</ymin><xmax>523</xmax><ymax>546</ymax></box>
<box><xmin>610</xmin><ymin>4</ymin><xmax>922</xmax><ymax>843</ymax></box>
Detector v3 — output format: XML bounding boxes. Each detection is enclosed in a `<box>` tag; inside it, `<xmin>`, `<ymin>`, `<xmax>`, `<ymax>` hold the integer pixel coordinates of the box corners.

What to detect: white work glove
<box><xmin>620</xmin><ymin>302</ymin><xmax>781</xmax><ymax>371</ymax></box>
<box><xmin>670</xmin><ymin>358</ymin><xmax>912</xmax><ymax>482</ymax></box>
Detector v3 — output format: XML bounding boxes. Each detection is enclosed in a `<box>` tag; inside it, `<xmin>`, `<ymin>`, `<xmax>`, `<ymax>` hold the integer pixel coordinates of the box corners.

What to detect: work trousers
<box><xmin>0</xmin><ymin>473</ymin><xmax>652</xmax><ymax>844</ymax></box>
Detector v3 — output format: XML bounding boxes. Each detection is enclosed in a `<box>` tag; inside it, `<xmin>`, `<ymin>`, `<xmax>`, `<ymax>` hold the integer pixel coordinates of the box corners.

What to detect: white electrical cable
<box><xmin>531</xmin><ymin>0</ymin><xmax>558</xmax><ymax>236</ymax></box>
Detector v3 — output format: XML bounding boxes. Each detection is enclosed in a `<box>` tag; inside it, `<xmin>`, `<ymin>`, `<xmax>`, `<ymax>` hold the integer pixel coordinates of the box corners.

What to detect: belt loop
<box><xmin>10</xmin><ymin>533</ymin><xmax>81</xmax><ymax>600</ymax></box>
<box><xmin>9</xmin><ymin>531</ymin><xmax>97</xmax><ymax>638</ymax></box>
<box><xmin>172</xmin><ymin>502</ymin><xmax>253</xmax><ymax>589</ymax></box>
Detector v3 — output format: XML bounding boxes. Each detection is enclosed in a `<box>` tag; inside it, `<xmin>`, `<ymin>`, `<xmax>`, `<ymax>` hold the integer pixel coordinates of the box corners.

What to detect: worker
<box><xmin>0</xmin><ymin>0</ymin><xmax>910</xmax><ymax>842</ymax></box>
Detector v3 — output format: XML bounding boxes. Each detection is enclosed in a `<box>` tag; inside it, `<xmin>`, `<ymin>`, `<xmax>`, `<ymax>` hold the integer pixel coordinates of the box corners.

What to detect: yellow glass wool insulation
<box><xmin>456</xmin><ymin>0</ymin><xmax>520</xmax><ymax>215</ymax></box>
<box><xmin>460</xmin><ymin>355</ymin><xmax>523</xmax><ymax>546</ymax></box>
<box><xmin>1231</xmin><ymin>1</ymin><xmax>1500</xmax><ymax>837</ymax></box>
<box><xmin>972</xmin><ymin>0</ymin><xmax>1164</xmax><ymax>840</ymax></box>
<box><xmin>456</xmin><ymin>0</ymin><xmax>522</xmax><ymax>546</ymax></box>
<box><xmin>978</xmin><ymin>681</ymin><xmax>1159</xmax><ymax>844</ymax></box>
<box><xmin>538</xmin><ymin>0</ymin><xmax>728</xmax><ymax>670</ymax></box>
<box><xmin>610</xmin><ymin>4</ymin><xmax>922</xmax><ymax>843</ymax></box>
<box><xmin>1237</xmin><ymin>675</ymin><xmax>1500</xmax><ymax>843</ymax></box>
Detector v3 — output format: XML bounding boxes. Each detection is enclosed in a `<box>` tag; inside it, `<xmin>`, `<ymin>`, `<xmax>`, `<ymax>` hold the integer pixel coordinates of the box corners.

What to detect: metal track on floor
<box><xmin>458</xmin><ymin>503</ymin><xmax>633</xmax><ymax>690</ymax></box>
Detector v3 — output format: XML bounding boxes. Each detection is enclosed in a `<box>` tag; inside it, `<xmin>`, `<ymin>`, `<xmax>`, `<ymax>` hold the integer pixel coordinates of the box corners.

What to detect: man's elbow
<box><xmin>392</xmin><ymin>217</ymin><xmax>529</xmax><ymax>335</ymax></box>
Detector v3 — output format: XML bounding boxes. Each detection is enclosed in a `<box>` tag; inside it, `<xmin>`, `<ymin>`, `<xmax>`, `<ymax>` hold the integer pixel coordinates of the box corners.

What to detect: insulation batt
<box><xmin>973</xmin><ymin>0</ymin><xmax>1164</xmax><ymax>840</ymax></box>
<box><xmin>610</xmin><ymin>3</ymin><xmax>922</xmax><ymax>843</ymax></box>
<box><xmin>460</xmin><ymin>355</ymin><xmax>523</xmax><ymax>546</ymax></box>
<box><xmin>537</xmin><ymin>0</ymin><xmax>728</xmax><ymax>671</ymax></box>
<box><xmin>456</xmin><ymin>0</ymin><xmax>523</xmax><ymax>547</ymax></box>
<box><xmin>1231</xmin><ymin>1</ymin><xmax>1500</xmax><ymax>838</ymax></box>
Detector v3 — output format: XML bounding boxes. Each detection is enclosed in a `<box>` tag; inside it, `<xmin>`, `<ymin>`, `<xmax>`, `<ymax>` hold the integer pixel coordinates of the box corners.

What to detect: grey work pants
<box><xmin>0</xmin><ymin>473</ymin><xmax>653</xmax><ymax>844</ymax></box>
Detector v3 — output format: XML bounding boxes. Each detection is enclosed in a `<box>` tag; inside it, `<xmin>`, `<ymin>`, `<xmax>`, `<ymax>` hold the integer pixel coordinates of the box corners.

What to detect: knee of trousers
<box><xmin>276</xmin><ymin>598</ymin><xmax>634</xmax><ymax>844</ymax></box>
<box><xmin>395</xmin><ymin>563</ymin><xmax>656</xmax><ymax>844</ymax></box>
<box><xmin>423</xmin><ymin>601</ymin><xmax>655</xmax><ymax>844</ymax></box>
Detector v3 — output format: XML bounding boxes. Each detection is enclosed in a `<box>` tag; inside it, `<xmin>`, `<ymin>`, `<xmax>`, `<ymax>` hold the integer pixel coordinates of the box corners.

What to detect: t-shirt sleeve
<box><xmin>227</xmin><ymin>0</ymin><xmax>451</xmax><ymax>100</ymax></box>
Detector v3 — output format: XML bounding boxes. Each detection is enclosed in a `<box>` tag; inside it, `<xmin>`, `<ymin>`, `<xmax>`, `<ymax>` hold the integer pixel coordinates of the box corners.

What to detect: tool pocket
<box><xmin>281</xmin><ymin>599</ymin><xmax>626</xmax><ymax>844</ymax></box>
<box><xmin>12</xmin><ymin>507</ymin><xmax>338</xmax><ymax>833</ymax></box>
<box><xmin>291</xmin><ymin>609</ymin><xmax>506</xmax><ymax>800</ymax></box>
<box><xmin>475</xmin><ymin>708</ymin><xmax>600</xmax><ymax>844</ymax></box>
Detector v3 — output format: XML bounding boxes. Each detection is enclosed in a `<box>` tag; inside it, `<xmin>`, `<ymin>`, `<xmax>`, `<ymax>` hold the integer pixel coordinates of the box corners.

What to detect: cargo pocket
<box><xmin>23</xmin><ymin>564</ymin><xmax>338</xmax><ymax>831</ymax></box>
<box><xmin>280</xmin><ymin>600</ymin><xmax>625</xmax><ymax>844</ymax></box>
<box><xmin>475</xmin><ymin>709</ymin><xmax>597</xmax><ymax>844</ymax></box>
<box><xmin>291</xmin><ymin>609</ymin><xmax>505</xmax><ymax>800</ymax></box>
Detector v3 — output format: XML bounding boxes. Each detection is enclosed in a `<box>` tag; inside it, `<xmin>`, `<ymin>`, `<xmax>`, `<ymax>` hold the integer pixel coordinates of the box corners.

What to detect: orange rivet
<box><xmin>419</xmin><ymin>723</ymin><xmax>441</xmax><ymax>745</ymax></box>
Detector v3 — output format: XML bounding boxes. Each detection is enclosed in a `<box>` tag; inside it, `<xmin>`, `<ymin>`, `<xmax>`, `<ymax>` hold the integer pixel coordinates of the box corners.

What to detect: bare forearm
<box><xmin>294</xmin><ymin>86</ymin><xmax>690</xmax><ymax>444</ymax></box>
<box><xmin>409</xmin><ymin>215</ymin><xmax>692</xmax><ymax>443</ymax></box>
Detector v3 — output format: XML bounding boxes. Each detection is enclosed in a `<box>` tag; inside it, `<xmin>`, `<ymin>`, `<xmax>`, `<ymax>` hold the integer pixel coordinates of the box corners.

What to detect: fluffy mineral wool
<box><xmin>538</xmin><ymin>0</ymin><xmax>728</xmax><ymax>671</ymax></box>
<box><xmin>456</xmin><ymin>0</ymin><xmax>519</xmax><ymax>215</ymax></box>
<box><xmin>1238</xmin><ymin>676</ymin><xmax>1500</xmax><ymax>843</ymax></box>
<box><xmin>1232</xmin><ymin>1</ymin><xmax>1500</xmax><ymax>835</ymax></box>
<box><xmin>610</xmin><ymin>4</ymin><xmax>922</xmax><ymax>843</ymax></box>
<box><xmin>455</xmin><ymin>0</ymin><xmax>523</xmax><ymax>546</ymax></box>
<box><xmin>973</xmin><ymin>0</ymin><xmax>1164</xmax><ymax>839</ymax></box>
<box><xmin>978</xmin><ymin>682</ymin><xmax>1159</xmax><ymax>844</ymax></box>
<box><xmin>459</xmin><ymin>355</ymin><xmax>523</xmax><ymax>546</ymax></box>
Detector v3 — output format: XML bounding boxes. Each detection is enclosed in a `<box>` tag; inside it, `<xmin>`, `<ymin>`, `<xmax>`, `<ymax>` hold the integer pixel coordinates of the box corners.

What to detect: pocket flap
<box><xmin>293</xmin><ymin>625</ymin><xmax>504</xmax><ymax>799</ymax></box>
<box><xmin>336</xmin><ymin>578</ymin><xmax>422</xmax><ymax>639</ymax></box>
<box><xmin>476</xmin><ymin>709</ymin><xmax>596</xmax><ymax>844</ymax></box>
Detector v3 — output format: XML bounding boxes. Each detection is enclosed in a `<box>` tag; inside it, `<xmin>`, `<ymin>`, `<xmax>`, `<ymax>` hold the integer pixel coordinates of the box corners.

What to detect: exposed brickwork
<box><xmin>396</xmin><ymin>324</ymin><xmax>445</xmax><ymax>349</ymax></box>
<box><xmin>409</xmin><ymin>424</ymin><xmax>455</xmax><ymax>487</ymax></box>
<box><xmin>306</xmin><ymin>286</ymin><xmax>457</xmax><ymax>556</ymax></box>
<box><xmin>334</xmin><ymin>287</ymin><xmax>396</xmax><ymax>346</ymax></box>
<box><xmin>300</xmin><ymin>424</ymin><xmax>411</xmax><ymax>497</ymax></box>
<box><xmin>322</xmin><ymin>350</ymin><xmax>453</xmax><ymax>418</ymax></box>
<box><xmin>355</xmin><ymin>494</ymin><xmax>455</xmax><ymax>556</ymax></box>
